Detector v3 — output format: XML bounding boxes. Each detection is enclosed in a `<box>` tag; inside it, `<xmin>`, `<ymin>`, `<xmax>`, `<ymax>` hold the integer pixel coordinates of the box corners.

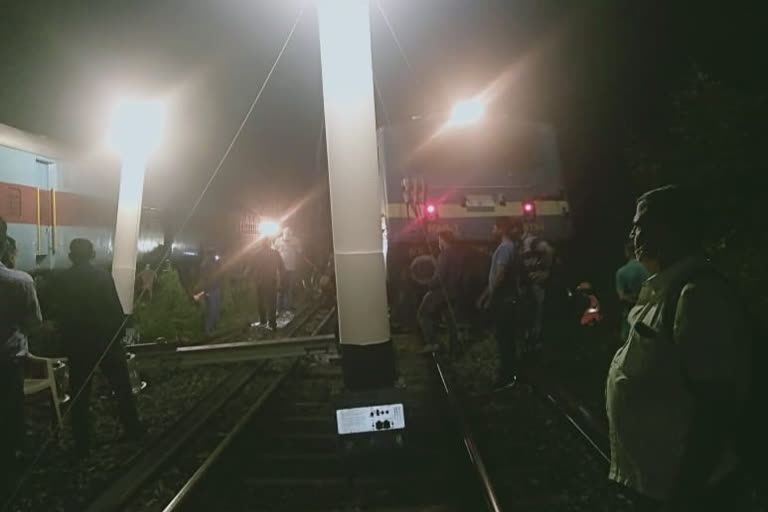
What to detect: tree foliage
<box><xmin>627</xmin><ymin>69</ymin><xmax>768</xmax><ymax>308</ymax></box>
<box><xmin>133</xmin><ymin>268</ymin><xmax>202</xmax><ymax>342</ymax></box>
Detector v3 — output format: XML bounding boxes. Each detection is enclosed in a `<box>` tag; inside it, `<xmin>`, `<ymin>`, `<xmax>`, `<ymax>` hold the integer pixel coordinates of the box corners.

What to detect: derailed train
<box><xmin>378</xmin><ymin>115</ymin><xmax>572</xmax><ymax>315</ymax></box>
<box><xmin>0</xmin><ymin>123</ymin><xmax>201</xmax><ymax>273</ymax></box>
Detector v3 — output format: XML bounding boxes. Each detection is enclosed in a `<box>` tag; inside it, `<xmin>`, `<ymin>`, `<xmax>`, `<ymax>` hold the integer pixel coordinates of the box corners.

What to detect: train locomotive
<box><xmin>0</xmin><ymin>122</ymin><xmax>200</xmax><ymax>273</ymax></box>
<box><xmin>377</xmin><ymin>115</ymin><xmax>572</xmax><ymax>321</ymax></box>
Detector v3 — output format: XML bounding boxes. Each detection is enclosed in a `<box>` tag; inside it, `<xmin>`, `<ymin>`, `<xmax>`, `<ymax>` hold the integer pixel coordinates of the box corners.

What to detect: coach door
<box><xmin>35</xmin><ymin>159</ymin><xmax>58</xmax><ymax>268</ymax></box>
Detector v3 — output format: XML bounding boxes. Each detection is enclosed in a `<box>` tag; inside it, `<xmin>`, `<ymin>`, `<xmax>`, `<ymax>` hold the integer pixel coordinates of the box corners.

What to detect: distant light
<box><xmin>258</xmin><ymin>219</ymin><xmax>281</xmax><ymax>237</ymax></box>
<box><xmin>426</xmin><ymin>204</ymin><xmax>436</xmax><ymax>214</ymax></box>
<box><xmin>447</xmin><ymin>96</ymin><xmax>485</xmax><ymax>127</ymax></box>
<box><xmin>183</xmin><ymin>251</ymin><xmax>197</xmax><ymax>256</ymax></box>
<box><xmin>214</xmin><ymin>254</ymin><xmax>220</xmax><ymax>261</ymax></box>
<box><xmin>524</xmin><ymin>202</ymin><xmax>534</xmax><ymax>212</ymax></box>
<box><xmin>109</xmin><ymin>98</ymin><xmax>166</xmax><ymax>160</ymax></box>
<box><xmin>137</xmin><ymin>239</ymin><xmax>160</xmax><ymax>253</ymax></box>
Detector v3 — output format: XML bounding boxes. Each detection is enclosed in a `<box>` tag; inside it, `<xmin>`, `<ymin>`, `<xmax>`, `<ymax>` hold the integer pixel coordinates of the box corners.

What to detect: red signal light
<box><xmin>522</xmin><ymin>201</ymin><xmax>536</xmax><ymax>218</ymax></box>
<box><xmin>426</xmin><ymin>204</ymin><xmax>436</xmax><ymax>214</ymax></box>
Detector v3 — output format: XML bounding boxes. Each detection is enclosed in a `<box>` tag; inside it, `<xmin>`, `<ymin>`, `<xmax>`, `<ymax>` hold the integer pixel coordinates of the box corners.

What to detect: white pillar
<box><xmin>112</xmin><ymin>156</ymin><xmax>146</xmax><ymax>314</ymax></box>
<box><xmin>317</xmin><ymin>1</ymin><xmax>390</xmax><ymax>350</ymax></box>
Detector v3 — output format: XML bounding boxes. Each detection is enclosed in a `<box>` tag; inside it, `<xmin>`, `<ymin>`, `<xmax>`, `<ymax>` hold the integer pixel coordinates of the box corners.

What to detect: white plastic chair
<box><xmin>24</xmin><ymin>354</ymin><xmax>66</xmax><ymax>429</ymax></box>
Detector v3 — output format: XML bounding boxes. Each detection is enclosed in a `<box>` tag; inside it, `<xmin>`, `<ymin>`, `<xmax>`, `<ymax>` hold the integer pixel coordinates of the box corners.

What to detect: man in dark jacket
<box><xmin>57</xmin><ymin>238</ymin><xmax>142</xmax><ymax>457</ymax></box>
<box><xmin>417</xmin><ymin>230</ymin><xmax>463</xmax><ymax>352</ymax></box>
<box><xmin>253</xmin><ymin>238</ymin><xmax>285</xmax><ymax>330</ymax></box>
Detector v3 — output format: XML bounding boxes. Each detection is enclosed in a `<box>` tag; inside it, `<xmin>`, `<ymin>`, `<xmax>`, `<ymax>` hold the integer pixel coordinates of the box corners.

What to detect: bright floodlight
<box><xmin>109</xmin><ymin>98</ymin><xmax>166</xmax><ymax>160</ymax></box>
<box><xmin>259</xmin><ymin>219</ymin><xmax>281</xmax><ymax>237</ymax></box>
<box><xmin>447</xmin><ymin>96</ymin><xmax>486</xmax><ymax>126</ymax></box>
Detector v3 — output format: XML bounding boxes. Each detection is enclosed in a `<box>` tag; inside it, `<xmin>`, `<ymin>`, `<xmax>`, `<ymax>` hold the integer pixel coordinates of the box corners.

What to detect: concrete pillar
<box><xmin>112</xmin><ymin>157</ymin><xmax>146</xmax><ymax>315</ymax></box>
<box><xmin>317</xmin><ymin>0</ymin><xmax>394</xmax><ymax>390</ymax></box>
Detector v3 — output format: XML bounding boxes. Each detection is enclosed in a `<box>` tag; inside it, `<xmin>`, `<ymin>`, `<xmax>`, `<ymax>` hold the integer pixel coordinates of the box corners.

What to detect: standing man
<box><xmin>57</xmin><ymin>238</ymin><xmax>142</xmax><ymax>458</ymax></box>
<box><xmin>274</xmin><ymin>227</ymin><xmax>302</xmax><ymax>314</ymax></box>
<box><xmin>253</xmin><ymin>238</ymin><xmax>286</xmax><ymax>331</ymax></box>
<box><xmin>477</xmin><ymin>217</ymin><xmax>523</xmax><ymax>389</ymax></box>
<box><xmin>0</xmin><ymin>218</ymin><xmax>42</xmax><ymax>491</ymax></box>
<box><xmin>606</xmin><ymin>185</ymin><xmax>751</xmax><ymax>510</ymax></box>
<box><xmin>417</xmin><ymin>230</ymin><xmax>463</xmax><ymax>352</ymax></box>
<box><xmin>518</xmin><ymin>226</ymin><xmax>555</xmax><ymax>352</ymax></box>
<box><xmin>615</xmin><ymin>240</ymin><xmax>649</xmax><ymax>341</ymax></box>
<box><xmin>137</xmin><ymin>264</ymin><xmax>157</xmax><ymax>301</ymax></box>
<box><xmin>197</xmin><ymin>251</ymin><xmax>222</xmax><ymax>337</ymax></box>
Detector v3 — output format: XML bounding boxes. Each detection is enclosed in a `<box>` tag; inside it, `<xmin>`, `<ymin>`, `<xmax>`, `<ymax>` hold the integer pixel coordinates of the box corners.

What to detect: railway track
<box><xmin>84</xmin><ymin>303</ymin><xmax>337</xmax><ymax>512</ymax></box>
<box><xmin>455</xmin><ymin>368</ymin><xmax>632</xmax><ymax>511</ymax></box>
<box><xmin>131</xmin><ymin>302</ymin><xmax>337</xmax><ymax>369</ymax></box>
<box><xmin>127</xmin><ymin>298</ymin><xmax>334</xmax><ymax>353</ymax></box>
<box><xmin>90</xmin><ymin>327</ymin><xmax>627</xmax><ymax>512</ymax></box>
<box><xmin>157</xmin><ymin>339</ymin><xmax>626</xmax><ymax>512</ymax></box>
<box><xmin>161</xmin><ymin>346</ymin><xmax>490</xmax><ymax>512</ymax></box>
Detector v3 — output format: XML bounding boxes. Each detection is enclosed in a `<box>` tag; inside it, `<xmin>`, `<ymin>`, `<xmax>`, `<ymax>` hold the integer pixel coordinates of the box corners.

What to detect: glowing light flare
<box><xmin>447</xmin><ymin>96</ymin><xmax>486</xmax><ymax>127</ymax></box>
<box><xmin>137</xmin><ymin>238</ymin><xmax>160</xmax><ymax>253</ymax></box>
<box><xmin>258</xmin><ymin>219</ymin><xmax>281</xmax><ymax>237</ymax></box>
<box><xmin>109</xmin><ymin>98</ymin><xmax>167</xmax><ymax>160</ymax></box>
<box><xmin>426</xmin><ymin>204</ymin><xmax>436</xmax><ymax>215</ymax></box>
<box><xmin>524</xmin><ymin>202</ymin><xmax>534</xmax><ymax>213</ymax></box>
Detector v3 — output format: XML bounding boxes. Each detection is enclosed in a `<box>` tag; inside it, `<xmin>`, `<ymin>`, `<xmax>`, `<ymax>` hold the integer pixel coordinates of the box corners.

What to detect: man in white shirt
<box><xmin>0</xmin><ymin>218</ymin><xmax>42</xmax><ymax>489</ymax></box>
<box><xmin>606</xmin><ymin>185</ymin><xmax>751</xmax><ymax>510</ymax></box>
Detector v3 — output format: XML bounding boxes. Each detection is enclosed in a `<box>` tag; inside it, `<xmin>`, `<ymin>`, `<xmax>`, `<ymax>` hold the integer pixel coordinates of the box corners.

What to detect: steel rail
<box><xmin>84</xmin><ymin>364</ymin><xmax>265</xmax><ymax>512</ymax></box>
<box><xmin>545</xmin><ymin>394</ymin><xmax>610</xmax><ymax>463</ymax></box>
<box><xmin>126</xmin><ymin>302</ymin><xmax>324</xmax><ymax>353</ymax></box>
<box><xmin>281</xmin><ymin>301</ymin><xmax>330</xmax><ymax>338</ymax></box>
<box><xmin>161</xmin><ymin>360</ymin><xmax>298</xmax><ymax>512</ymax></box>
<box><xmin>524</xmin><ymin>372</ymin><xmax>610</xmax><ymax>465</ymax></box>
<box><xmin>133</xmin><ymin>334</ymin><xmax>335</xmax><ymax>369</ymax></box>
<box><xmin>310</xmin><ymin>305</ymin><xmax>336</xmax><ymax>336</ymax></box>
<box><xmin>432</xmin><ymin>353</ymin><xmax>503</xmax><ymax>512</ymax></box>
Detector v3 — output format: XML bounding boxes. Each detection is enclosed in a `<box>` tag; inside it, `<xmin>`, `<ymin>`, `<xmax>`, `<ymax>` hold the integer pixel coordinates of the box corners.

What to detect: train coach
<box><xmin>377</xmin><ymin>115</ymin><xmax>572</xmax><ymax>318</ymax></box>
<box><xmin>0</xmin><ymin>122</ymin><xmax>199</xmax><ymax>273</ymax></box>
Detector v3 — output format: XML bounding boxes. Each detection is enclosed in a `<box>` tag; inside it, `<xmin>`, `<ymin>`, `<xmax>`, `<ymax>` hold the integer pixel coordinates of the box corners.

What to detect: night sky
<box><xmin>1</xmin><ymin>0</ymin><xmax>764</xmax><ymax>268</ymax></box>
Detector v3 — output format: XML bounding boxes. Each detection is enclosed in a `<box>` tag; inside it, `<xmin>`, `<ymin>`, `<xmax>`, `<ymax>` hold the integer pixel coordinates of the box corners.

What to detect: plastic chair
<box><xmin>24</xmin><ymin>354</ymin><xmax>66</xmax><ymax>429</ymax></box>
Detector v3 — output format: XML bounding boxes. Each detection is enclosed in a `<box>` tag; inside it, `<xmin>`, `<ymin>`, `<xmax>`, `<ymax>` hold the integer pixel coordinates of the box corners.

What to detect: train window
<box><xmin>6</xmin><ymin>187</ymin><xmax>22</xmax><ymax>218</ymax></box>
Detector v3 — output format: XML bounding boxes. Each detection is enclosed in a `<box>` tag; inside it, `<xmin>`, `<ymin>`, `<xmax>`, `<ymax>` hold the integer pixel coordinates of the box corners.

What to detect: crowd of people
<box><xmin>0</xmin><ymin>217</ymin><xmax>314</xmax><ymax>491</ymax></box>
<box><xmin>189</xmin><ymin>227</ymin><xmax>308</xmax><ymax>335</ymax></box>
<box><xmin>414</xmin><ymin>184</ymin><xmax>758</xmax><ymax>510</ymax></box>
<box><xmin>2</xmin><ymin>183</ymin><xmax>760</xmax><ymax>509</ymax></box>
<box><xmin>416</xmin><ymin>216</ymin><xmax>559</xmax><ymax>389</ymax></box>
<box><xmin>1</xmin><ymin>219</ymin><xmax>143</xmax><ymax>500</ymax></box>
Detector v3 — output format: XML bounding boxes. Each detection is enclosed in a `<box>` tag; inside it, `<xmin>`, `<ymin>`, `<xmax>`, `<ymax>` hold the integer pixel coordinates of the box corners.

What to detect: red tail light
<box><xmin>522</xmin><ymin>201</ymin><xmax>536</xmax><ymax>218</ymax></box>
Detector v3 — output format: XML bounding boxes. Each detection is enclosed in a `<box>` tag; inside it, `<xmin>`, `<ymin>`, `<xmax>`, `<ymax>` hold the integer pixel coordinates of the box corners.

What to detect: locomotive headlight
<box><xmin>258</xmin><ymin>219</ymin><xmax>281</xmax><ymax>237</ymax></box>
<box><xmin>447</xmin><ymin>96</ymin><xmax>486</xmax><ymax>127</ymax></box>
<box><xmin>109</xmin><ymin>98</ymin><xmax>166</xmax><ymax>161</ymax></box>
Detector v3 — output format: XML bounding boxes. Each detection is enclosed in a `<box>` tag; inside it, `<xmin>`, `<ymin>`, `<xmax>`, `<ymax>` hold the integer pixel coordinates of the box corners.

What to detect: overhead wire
<box><xmin>2</xmin><ymin>4</ymin><xmax>306</xmax><ymax>510</ymax></box>
<box><xmin>374</xmin><ymin>0</ymin><xmax>462</xmax><ymax>352</ymax></box>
